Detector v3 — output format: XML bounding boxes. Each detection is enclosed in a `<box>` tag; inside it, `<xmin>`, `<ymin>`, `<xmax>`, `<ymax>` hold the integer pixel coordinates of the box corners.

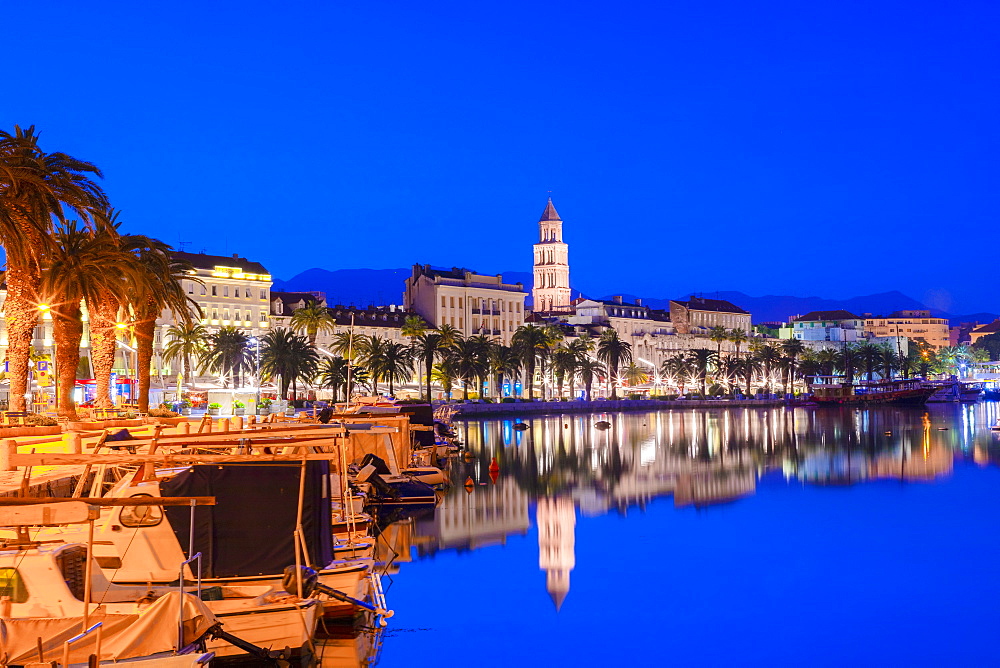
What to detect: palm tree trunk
<box><xmin>425</xmin><ymin>352</ymin><xmax>433</xmax><ymax>402</ymax></box>
<box><xmin>52</xmin><ymin>304</ymin><xmax>84</xmax><ymax>419</ymax></box>
<box><xmin>135</xmin><ymin>316</ymin><xmax>156</xmax><ymax>412</ymax></box>
<box><xmin>4</xmin><ymin>263</ymin><xmax>41</xmax><ymax>412</ymax></box>
<box><xmin>90</xmin><ymin>301</ymin><xmax>119</xmax><ymax>408</ymax></box>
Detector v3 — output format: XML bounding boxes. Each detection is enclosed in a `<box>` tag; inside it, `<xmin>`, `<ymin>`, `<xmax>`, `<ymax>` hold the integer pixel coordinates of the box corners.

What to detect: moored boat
<box><xmin>808</xmin><ymin>376</ymin><xmax>937</xmax><ymax>406</ymax></box>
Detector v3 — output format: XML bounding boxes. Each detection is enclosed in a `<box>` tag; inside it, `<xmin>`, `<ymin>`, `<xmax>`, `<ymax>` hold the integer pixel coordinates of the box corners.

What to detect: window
<box><xmin>459</xmin><ymin>298</ymin><xmax>463</xmax><ymax>309</ymax></box>
<box><xmin>212</xmin><ymin>309</ymin><xmax>218</xmax><ymax>320</ymax></box>
<box><xmin>201</xmin><ymin>285</ymin><xmax>207</xmax><ymax>296</ymax></box>
<box><xmin>223</xmin><ymin>286</ymin><xmax>229</xmax><ymax>297</ymax></box>
<box><xmin>211</xmin><ymin>286</ymin><xmax>217</xmax><ymax>296</ymax></box>
<box><xmin>450</xmin><ymin>296</ymin><xmax>455</xmax><ymax>308</ymax></box>
<box><xmin>442</xmin><ymin>296</ymin><xmax>447</xmax><ymax>307</ymax></box>
<box><xmin>120</xmin><ymin>494</ymin><xmax>163</xmax><ymax>527</ymax></box>
<box><xmin>234</xmin><ymin>288</ymin><xmax>240</xmax><ymax>298</ymax></box>
<box><xmin>187</xmin><ymin>282</ymin><xmax>194</xmax><ymax>295</ymax></box>
<box><xmin>235</xmin><ymin>310</ymin><xmax>241</xmax><ymax>321</ymax></box>
<box><xmin>0</xmin><ymin>568</ymin><xmax>28</xmax><ymax>603</ymax></box>
<box><xmin>260</xmin><ymin>289</ymin><xmax>266</xmax><ymax>300</ymax></box>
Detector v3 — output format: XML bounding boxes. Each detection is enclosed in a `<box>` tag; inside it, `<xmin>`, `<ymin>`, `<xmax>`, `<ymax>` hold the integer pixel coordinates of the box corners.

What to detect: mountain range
<box><xmin>273</xmin><ymin>267</ymin><xmax>997</xmax><ymax>326</ymax></box>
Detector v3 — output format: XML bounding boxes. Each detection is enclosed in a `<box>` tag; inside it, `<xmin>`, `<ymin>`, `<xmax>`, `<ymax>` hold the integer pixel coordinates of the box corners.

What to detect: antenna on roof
<box><xmin>178</xmin><ymin>241</ymin><xmax>191</xmax><ymax>252</ymax></box>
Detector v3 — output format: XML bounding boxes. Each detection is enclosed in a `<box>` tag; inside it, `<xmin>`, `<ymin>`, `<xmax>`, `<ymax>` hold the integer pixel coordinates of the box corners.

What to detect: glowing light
<box><xmin>37</xmin><ymin>303</ymin><xmax>50</xmax><ymax>312</ymax></box>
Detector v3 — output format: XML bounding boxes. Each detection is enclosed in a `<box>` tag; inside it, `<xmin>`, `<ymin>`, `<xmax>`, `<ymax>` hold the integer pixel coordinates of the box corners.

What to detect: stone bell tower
<box><xmin>531</xmin><ymin>198</ymin><xmax>571</xmax><ymax>313</ymax></box>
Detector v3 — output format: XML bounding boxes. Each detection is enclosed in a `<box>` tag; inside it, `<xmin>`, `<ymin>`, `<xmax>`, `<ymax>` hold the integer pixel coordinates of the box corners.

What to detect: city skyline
<box><xmin>4</xmin><ymin>1</ymin><xmax>998</xmax><ymax>313</ymax></box>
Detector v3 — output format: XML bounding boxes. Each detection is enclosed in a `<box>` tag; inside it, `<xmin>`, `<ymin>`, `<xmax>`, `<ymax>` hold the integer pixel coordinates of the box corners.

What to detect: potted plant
<box><xmin>233</xmin><ymin>399</ymin><xmax>246</xmax><ymax>416</ymax></box>
<box><xmin>207</xmin><ymin>402</ymin><xmax>221</xmax><ymax>416</ymax></box>
<box><xmin>180</xmin><ymin>400</ymin><xmax>192</xmax><ymax>416</ymax></box>
<box><xmin>257</xmin><ymin>398</ymin><xmax>272</xmax><ymax>415</ymax></box>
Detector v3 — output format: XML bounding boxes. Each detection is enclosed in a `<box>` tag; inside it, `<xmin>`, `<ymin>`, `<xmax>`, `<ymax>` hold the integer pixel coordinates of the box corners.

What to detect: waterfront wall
<box><xmin>450</xmin><ymin>398</ymin><xmax>785</xmax><ymax>418</ymax></box>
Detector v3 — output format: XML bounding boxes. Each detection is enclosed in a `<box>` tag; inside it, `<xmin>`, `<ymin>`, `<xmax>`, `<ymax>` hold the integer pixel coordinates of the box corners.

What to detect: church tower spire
<box><xmin>532</xmin><ymin>197</ymin><xmax>571</xmax><ymax>313</ymax></box>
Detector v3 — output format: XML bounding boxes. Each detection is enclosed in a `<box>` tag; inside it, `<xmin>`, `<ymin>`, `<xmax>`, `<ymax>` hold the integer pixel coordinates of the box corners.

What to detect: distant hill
<box><xmin>273</xmin><ymin>267</ymin><xmax>995</xmax><ymax>326</ymax></box>
<box><xmin>272</xmin><ymin>268</ymin><xmax>412</xmax><ymax>307</ymax></box>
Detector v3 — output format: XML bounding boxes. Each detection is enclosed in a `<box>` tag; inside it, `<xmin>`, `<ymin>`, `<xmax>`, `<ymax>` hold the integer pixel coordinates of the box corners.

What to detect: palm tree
<box><xmin>661</xmin><ymin>353</ymin><xmax>692</xmax><ymax>395</ymax></box>
<box><xmin>780</xmin><ymin>338</ymin><xmax>805</xmax><ymax>395</ymax></box>
<box><xmin>856</xmin><ymin>342</ymin><xmax>882</xmax><ymax>381</ymax></box>
<box><xmin>128</xmin><ymin>238</ymin><xmax>196</xmax><ymax>411</ymax></box>
<box><xmin>317</xmin><ymin>357</ymin><xmax>350</xmax><ymax>401</ymax></box>
<box><xmin>379</xmin><ymin>341</ymin><xmax>413</xmax><ymax>396</ymax></box>
<box><xmin>0</xmin><ymin>125</ymin><xmax>109</xmax><ymax>411</ymax></box>
<box><xmin>710</xmin><ymin>326</ymin><xmax>729</xmax><ymax>359</ymax></box>
<box><xmin>596</xmin><ymin>329</ymin><xmax>632</xmax><ymax>399</ymax></box>
<box><xmin>162</xmin><ymin>323</ymin><xmax>210</xmax><ymax>399</ymax></box>
<box><xmin>511</xmin><ymin>325</ymin><xmax>550</xmax><ymax>400</ymax></box>
<box><xmin>452</xmin><ymin>338</ymin><xmax>489</xmax><ymax>399</ymax></box>
<box><xmin>358</xmin><ymin>335</ymin><xmax>389</xmax><ymax>394</ymax></box>
<box><xmin>688</xmin><ymin>348</ymin><xmax>717</xmax><ymax>396</ymax></box>
<box><xmin>622</xmin><ymin>362</ymin><xmax>649</xmax><ymax>387</ymax></box>
<box><xmin>756</xmin><ymin>344</ymin><xmax>782</xmax><ymax>395</ymax></box>
<box><xmin>401</xmin><ymin>315</ymin><xmax>428</xmax><ymax>389</ymax></box>
<box><xmin>835</xmin><ymin>344</ymin><xmax>859</xmax><ymax>385</ymax></box>
<box><xmin>728</xmin><ymin>328</ymin><xmax>748</xmax><ymax>358</ymax></box>
<box><xmin>38</xmin><ymin>221</ymin><xmax>132</xmax><ymax>418</ymax></box>
<box><xmin>489</xmin><ymin>344</ymin><xmax>521</xmax><ymax>400</ymax></box>
<box><xmin>85</xmin><ymin>210</ymin><xmax>130</xmax><ymax>408</ymax></box>
<box><xmin>551</xmin><ymin>345</ymin><xmax>578</xmax><ymax>399</ymax></box>
<box><xmin>200</xmin><ymin>327</ymin><xmax>252</xmax><ymax>388</ymax></box>
<box><xmin>576</xmin><ymin>358</ymin><xmax>605</xmax><ymax>401</ymax></box>
<box><xmin>260</xmin><ymin>327</ymin><xmax>319</xmax><ymax>400</ymax></box>
<box><xmin>741</xmin><ymin>354</ymin><xmax>762</xmax><ymax>396</ymax></box>
<box><xmin>290</xmin><ymin>300</ymin><xmax>334</xmax><ymax>346</ymax></box>
<box><xmin>412</xmin><ymin>332</ymin><xmax>446</xmax><ymax>401</ymax></box>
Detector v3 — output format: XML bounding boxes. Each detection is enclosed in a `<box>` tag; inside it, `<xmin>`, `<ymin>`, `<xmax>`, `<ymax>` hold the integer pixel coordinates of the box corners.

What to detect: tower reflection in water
<box><xmin>377</xmin><ymin>403</ymin><xmax>999</xmax><ymax>610</ymax></box>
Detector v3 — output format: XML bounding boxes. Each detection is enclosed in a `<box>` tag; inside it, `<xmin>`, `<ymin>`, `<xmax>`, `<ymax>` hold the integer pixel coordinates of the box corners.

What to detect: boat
<box><xmin>924</xmin><ymin>379</ymin><xmax>983</xmax><ymax>403</ymax></box>
<box><xmin>0</xmin><ymin>501</ymin><xmax>317</xmax><ymax>664</ymax></box>
<box><xmin>20</xmin><ymin>463</ymin><xmax>382</xmax><ymax>626</ymax></box>
<box><xmin>807</xmin><ymin>376</ymin><xmax>937</xmax><ymax>406</ymax></box>
<box><xmin>355</xmin><ymin>454</ymin><xmax>439</xmax><ymax>506</ymax></box>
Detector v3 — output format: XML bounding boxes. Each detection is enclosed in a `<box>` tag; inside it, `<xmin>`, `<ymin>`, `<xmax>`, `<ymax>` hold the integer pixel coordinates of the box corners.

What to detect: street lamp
<box><xmin>37</xmin><ymin>303</ymin><xmax>53</xmax><ymax>410</ymax></box>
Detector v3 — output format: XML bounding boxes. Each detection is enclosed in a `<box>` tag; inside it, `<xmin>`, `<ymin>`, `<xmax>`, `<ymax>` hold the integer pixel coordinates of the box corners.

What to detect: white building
<box><xmin>403</xmin><ymin>264</ymin><xmax>527</xmax><ymax>345</ymax></box>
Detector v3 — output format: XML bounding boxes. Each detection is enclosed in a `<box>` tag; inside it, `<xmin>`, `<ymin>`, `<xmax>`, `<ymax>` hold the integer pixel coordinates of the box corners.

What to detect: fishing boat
<box><xmin>807</xmin><ymin>376</ymin><xmax>937</xmax><ymax>406</ymax></box>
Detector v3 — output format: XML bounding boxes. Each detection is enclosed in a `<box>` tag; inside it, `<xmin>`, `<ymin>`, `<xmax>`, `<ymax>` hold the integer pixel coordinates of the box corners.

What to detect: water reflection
<box><xmin>377</xmin><ymin>402</ymin><xmax>1000</xmax><ymax>615</ymax></box>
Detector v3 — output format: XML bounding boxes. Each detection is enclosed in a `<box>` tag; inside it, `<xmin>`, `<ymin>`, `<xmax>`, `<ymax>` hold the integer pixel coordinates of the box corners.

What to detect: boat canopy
<box><xmin>161</xmin><ymin>462</ymin><xmax>333</xmax><ymax>578</ymax></box>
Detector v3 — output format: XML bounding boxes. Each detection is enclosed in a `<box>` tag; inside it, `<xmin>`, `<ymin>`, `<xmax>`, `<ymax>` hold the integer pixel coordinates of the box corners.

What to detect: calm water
<box><xmin>365</xmin><ymin>403</ymin><xmax>1000</xmax><ymax>667</ymax></box>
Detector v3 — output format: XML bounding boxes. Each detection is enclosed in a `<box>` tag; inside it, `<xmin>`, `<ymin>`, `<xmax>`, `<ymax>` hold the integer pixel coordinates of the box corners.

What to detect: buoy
<box><xmin>488</xmin><ymin>457</ymin><xmax>500</xmax><ymax>475</ymax></box>
<box><xmin>595</xmin><ymin>421</ymin><xmax>611</xmax><ymax>430</ymax></box>
<box><xmin>489</xmin><ymin>468</ymin><xmax>499</xmax><ymax>484</ymax></box>
<box><xmin>564</xmin><ymin>423</ymin><xmax>568</xmax><ymax>428</ymax></box>
<box><xmin>464</xmin><ymin>476</ymin><xmax>475</xmax><ymax>493</ymax></box>
<box><xmin>513</xmin><ymin>423</ymin><xmax>528</xmax><ymax>431</ymax></box>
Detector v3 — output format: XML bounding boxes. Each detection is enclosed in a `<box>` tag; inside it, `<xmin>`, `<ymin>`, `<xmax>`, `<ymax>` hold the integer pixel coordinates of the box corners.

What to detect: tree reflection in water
<box><xmin>371</xmin><ymin>403</ymin><xmax>1000</xmax><ymax>615</ymax></box>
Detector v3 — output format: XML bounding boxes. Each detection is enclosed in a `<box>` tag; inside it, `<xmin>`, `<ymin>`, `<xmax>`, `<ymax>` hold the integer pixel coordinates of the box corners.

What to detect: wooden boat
<box><xmin>808</xmin><ymin>376</ymin><xmax>937</xmax><ymax>406</ymax></box>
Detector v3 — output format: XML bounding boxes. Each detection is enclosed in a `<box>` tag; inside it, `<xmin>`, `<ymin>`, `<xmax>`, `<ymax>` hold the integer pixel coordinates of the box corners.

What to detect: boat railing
<box><xmin>178</xmin><ymin>551</ymin><xmax>203</xmax><ymax>652</ymax></box>
<box><xmin>63</xmin><ymin>621</ymin><xmax>103</xmax><ymax>666</ymax></box>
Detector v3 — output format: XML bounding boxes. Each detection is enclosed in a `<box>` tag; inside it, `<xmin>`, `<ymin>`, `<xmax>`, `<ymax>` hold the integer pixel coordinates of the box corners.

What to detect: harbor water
<box><xmin>363</xmin><ymin>402</ymin><xmax>1000</xmax><ymax>667</ymax></box>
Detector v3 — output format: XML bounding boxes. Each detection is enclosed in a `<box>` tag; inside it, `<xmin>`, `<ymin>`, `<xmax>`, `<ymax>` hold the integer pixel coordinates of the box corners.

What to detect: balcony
<box><xmin>471</xmin><ymin>308</ymin><xmax>481</xmax><ymax>314</ymax></box>
<box><xmin>491</xmin><ymin>310</ymin><xmax>501</xmax><ymax>315</ymax></box>
<box><xmin>492</xmin><ymin>329</ymin><xmax>501</xmax><ymax>335</ymax></box>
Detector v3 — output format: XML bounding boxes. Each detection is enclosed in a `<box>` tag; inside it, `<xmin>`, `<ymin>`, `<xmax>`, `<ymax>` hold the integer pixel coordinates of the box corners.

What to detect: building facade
<box><xmin>172</xmin><ymin>251</ymin><xmax>273</xmax><ymax>334</ymax></box>
<box><xmin>531</xmin><ymin>198</ymin><xmax>572</xmax><ymax>313</ymax></box>
<box><xmin>863</xmin><ymin>310</ymin><xmax>949</xmax><ymax>349</ymax></box>
<box><xmin>403</xmin><ymin>264</ymin><xmax>527</xmax><ymax>345</ymax></box>
<box><xmin>779</xmin><ymin>310</ymin><xmax>865</xmax><ymax>342</ymax></box>
<box><xmin>669</xmin><ymin>296</ymin><xmax>752</xmax><ymax>335</ymax></box>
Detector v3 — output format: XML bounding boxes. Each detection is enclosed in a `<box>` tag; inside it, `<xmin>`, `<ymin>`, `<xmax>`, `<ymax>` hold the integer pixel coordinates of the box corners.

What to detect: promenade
<box><xmin>449</xmin><ymin>397</ymin><xmax>786</xmax><ymax>418</ymax></box>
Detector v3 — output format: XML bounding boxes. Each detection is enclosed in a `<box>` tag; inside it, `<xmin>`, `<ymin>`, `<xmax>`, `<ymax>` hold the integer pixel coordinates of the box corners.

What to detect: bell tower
<box><xmin>531</xmin><ymin>198</ymin><xmax>571</xmax><ymax>313</ymax></box>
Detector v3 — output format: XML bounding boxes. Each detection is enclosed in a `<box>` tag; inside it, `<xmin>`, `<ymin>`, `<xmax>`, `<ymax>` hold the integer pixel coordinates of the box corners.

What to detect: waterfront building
<box><xmin>779</xmin><ymin>310</ymin><xmax>865</xmax><ymax>342</ymax></box>
<box><xmin>969</xmin><ymin>319</ymin><xmax>1000</xmax><ymax>345</ymax></box>
<box><xmin>863</xmin><ymin>310</ymin><xmax>949</xmax><ymax>349</ymax></box>
<box><xmin>668</xmin><ymin>296</ymin><xmax>752</xmax><ymax>335</ymax></box>
<box><xmin>403</xmin><ymin>264</ymin><xmax>527</xmax><ymax>345</ymax></box>
<box><xmin>269</xmin><ymin>298</ymin><xmax>412</xmax><ymax>351</ymax></box>
<box><xmin>171</xmin><ymin>251</ymin><xmax>273</xmax><ymax>334</ymax></box>
<box><xmin>531</xmin><ymin>198</ymin><xmax>572</xmax><ymax>313</ymax></box>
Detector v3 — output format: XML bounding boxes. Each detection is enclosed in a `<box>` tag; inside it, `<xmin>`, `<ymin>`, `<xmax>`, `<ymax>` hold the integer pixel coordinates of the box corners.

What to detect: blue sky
<box><xmin>5</xmin><ymin>1</ymin><xmax>998</xmax><ymax>313</ymax></box>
